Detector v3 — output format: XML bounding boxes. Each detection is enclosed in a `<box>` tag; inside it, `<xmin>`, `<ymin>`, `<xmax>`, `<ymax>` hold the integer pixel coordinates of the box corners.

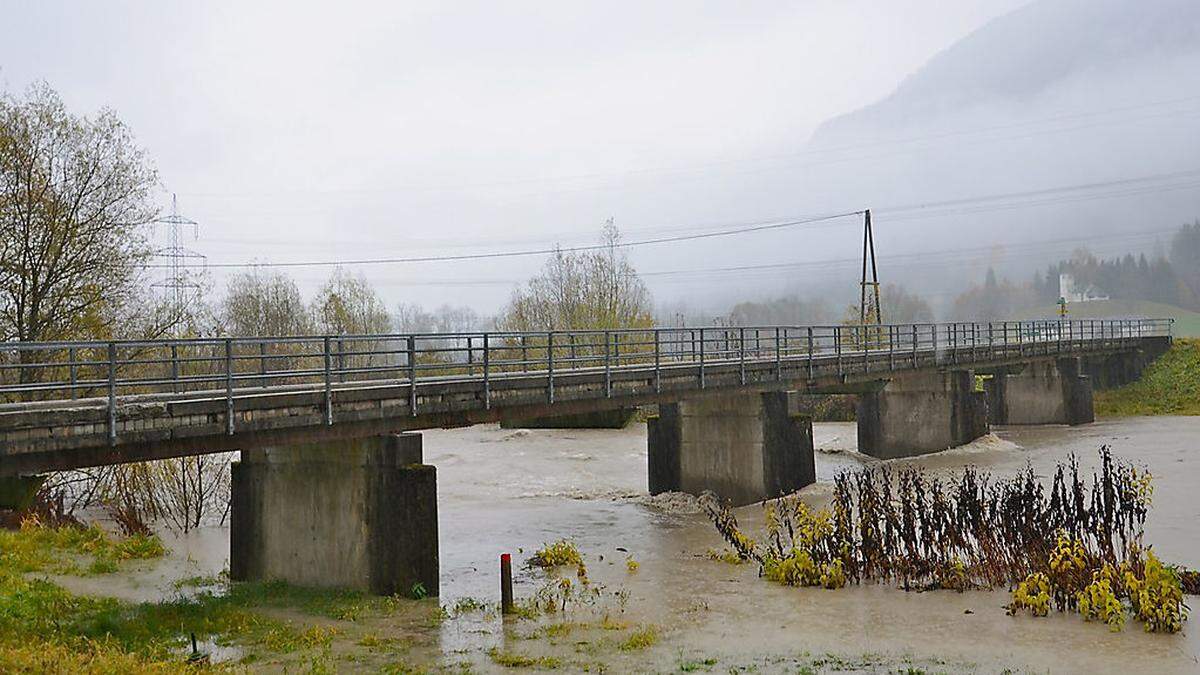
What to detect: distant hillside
<box><xmin>810</xmin><ymin>0</ymin><xmax>1200</xmax><ymax>143</ymax></box>
<box><xmin>1014</xmin><ymin>299</ymin><xmax>1200</xmax><ymax>337</ymax></box>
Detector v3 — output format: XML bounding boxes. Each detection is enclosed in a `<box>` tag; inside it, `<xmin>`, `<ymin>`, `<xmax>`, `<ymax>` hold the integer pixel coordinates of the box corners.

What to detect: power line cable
<box><xmin>148</xmin><ymin>167</ymin><xmax>1200</xmax><ymax>271</ymax></box>
<box><xmin>146</xmin><ymin>210</ymin><xmax>865</xmax><ymax>269</ymax></box>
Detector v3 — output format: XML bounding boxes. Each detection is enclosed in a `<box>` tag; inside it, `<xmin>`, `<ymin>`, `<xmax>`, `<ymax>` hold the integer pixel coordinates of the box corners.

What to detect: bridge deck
<box><xmin>0</xmin><ymin>319</ymin><xmax>1171</xmax><ymax>474</ymax></box>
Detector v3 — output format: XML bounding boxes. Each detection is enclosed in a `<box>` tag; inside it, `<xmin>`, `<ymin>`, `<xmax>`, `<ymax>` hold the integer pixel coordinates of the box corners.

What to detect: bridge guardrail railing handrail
<box><xmin>0</xmin><ymin>318</ymin><xmax>1173</xmax><ymax>446</ymax></box>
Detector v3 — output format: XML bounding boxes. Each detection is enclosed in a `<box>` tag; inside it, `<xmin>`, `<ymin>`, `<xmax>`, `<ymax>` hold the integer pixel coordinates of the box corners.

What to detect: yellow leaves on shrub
<box><xmin>528</xmin><ymin>540</ymin><xmax>582</xmax><ymax>569</ymax></box>
<box><xmin>763</xmin><ymin>549</ymin><xmax>846</xmax><ymax>590</ymax></box>
<box><xmin>1125</xmin><ymin>549</ymin><xmax>1187</xmax><ymax>633</ymax></box>
<box><xmin>1078</xmin><ymin>574</ymin><xmax>1125</xmax><ymax>632</ymax></box>
<box><xmin>1008</xmin><ymin>573</ymin><xmax>1052</xmax><ymax>617</ymax></box>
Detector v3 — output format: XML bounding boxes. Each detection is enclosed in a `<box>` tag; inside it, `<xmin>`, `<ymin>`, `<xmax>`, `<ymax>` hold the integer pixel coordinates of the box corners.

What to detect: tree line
<box><xmin>950</xmin><ymin>222</ymin><xmax>1200</xmax><ymax>321</ymax></box>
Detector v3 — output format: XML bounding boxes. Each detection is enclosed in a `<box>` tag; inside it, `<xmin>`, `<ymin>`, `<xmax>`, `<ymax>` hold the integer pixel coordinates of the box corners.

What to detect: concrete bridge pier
<box><xmin>856</xmin><ymin>371</ymin><xmax>989</xmax><ymax>459</ymax></box>
<box><xmin>230</xmin><ymin>432</ymin><xmax>438</xmax><ymax>596</ymax></box>
<box><xmin>647</xmin><ymin>391</ymin><xmax>815</xmax><ymax>506</ymax></box>
<box><xmin>985</xmin><ymin>357</ymin><xmax>1093</xmax><ymax>426</ymax></box>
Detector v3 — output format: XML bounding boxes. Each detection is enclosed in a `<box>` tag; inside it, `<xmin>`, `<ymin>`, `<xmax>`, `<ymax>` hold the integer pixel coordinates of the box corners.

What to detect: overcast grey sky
<box><xmin>12</xmin><ymin>0</ymin><xmax>1183</xmax><ymax>315</ymax></box>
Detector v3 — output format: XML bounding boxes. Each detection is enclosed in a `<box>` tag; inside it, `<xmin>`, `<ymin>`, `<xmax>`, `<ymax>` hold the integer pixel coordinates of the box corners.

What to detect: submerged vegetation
<box><xmin>705</xmin><ymin>447</ymin><xmax>1190</xmax><ymax>633</ymax></box>
<box><xmin>1094</xmin><ymin>338</ymin><xmax>1200</xmax><ymax>416</ymax></box>
<box><xmin>0</xmin><ymin>514</ymin><xmax>165</xmax><ymax>575</ymax></box>
<box><xmin>528</xmin><ymin>539</ymin><xmax>584</xmax><ymax>569</ymax></box>
<box><xmin>0</xmin><ymin>518</ymin><xmax>449</xmax><ymax>671</ymax></box>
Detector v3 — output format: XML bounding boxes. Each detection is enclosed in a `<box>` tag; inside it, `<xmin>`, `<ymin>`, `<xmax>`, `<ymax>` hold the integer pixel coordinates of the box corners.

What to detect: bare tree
<box><xmin>312</xmin><ymin>268</ymin><xmax>392</xmax><ymax>335</ymax></box>
<box><xmin>498</xmin><ymin>221</ymin><xmax>654</xmax><ymax>331</ymax></box>
<box><xmin>222</xmin><ymin>270</ymin><xmax>312</xmax><ymax>336</ymax></box>
<box><xmin>0</xmin><ymin>82</ymin><xmax>158</xmax><ymax>343</ymax></box>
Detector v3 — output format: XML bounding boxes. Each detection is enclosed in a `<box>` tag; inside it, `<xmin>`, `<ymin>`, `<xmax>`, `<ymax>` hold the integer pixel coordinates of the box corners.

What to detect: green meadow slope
<box><xmin>1094</xmin><ymin>339</ymin><xmax>1200</xmax><ymax>417</ymax></box>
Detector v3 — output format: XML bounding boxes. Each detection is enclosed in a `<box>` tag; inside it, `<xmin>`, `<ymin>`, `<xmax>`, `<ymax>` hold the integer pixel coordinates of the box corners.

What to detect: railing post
<box><xmin>988</xmin><ymin>322</ymin><xmax>994</xmax><ymax>360</ymax></box>
<box><xmin>569</xmin><ymin>333</ymin><xmax>576</xmax><ymax>369</ymax></box>
<box><xmin>888</xmin><ymin>325</ymin><xmax>895</xmax><ymax>371</ymax></box>
<box><xmin>739</xmin><ymin>326</ymin><xmax>746</xmax><ymax>385</ymax></box>
<box><xmin>483</xmin><ymin>332</ymin><xmax>491</xmax><ymax>410</ymax></box>
<box><xmin>337</xmin><ymin>336</ymin><xmax>346</xmax><ymax>383</ymax></box>
<box><xmin>467</xmin><ymin>335</ymin><xmax>474</xmax><ymax>377</ymax></box>
<box><xmin>547</xmin><ymin>331</ymin><xmax>554</xmax><ymax>404</ymax></box>
<box><xmin>835</xmin><ymin>326</ymin><xmax>842</xmax><ymax>375</ymax></box>
<box><xmin>862</xmin><ymin>325</ymin><xmax>869</xmax><ymax>374</ymax></box>
<box><xmin>521</xmin><ymin>335</ymin><xmax>528</xmax><ymax>372</ymax></box>
<box><xmin>106</xmin><ymin>342</ymin><xmax>117</xmax><ymax>446</ymax></box>
<box><xmin>951</xmin><ymin>323</ymin><xmax>957</xmax><ymax>364</ymax></box>
<box><xmin>932</xmin><ymin>324</ymin><xmax>938</xmax><ymax>365</ymax></box>
<box><xmin>171</xmin><ymin>342</ymin><xmax>180</xmax><ymax>393</ymax></box>
<box><xmin>911</xmin><ymin>324</ymin><xmax>918</xmax><ymax>367</ymax></box>
<box><xmin>654</xmin><ymin>329</ymin><xmax>662</xmax><ymax>393</ymax></box>
<box><xmin>775</xmin><ymin>327</ymin><xmax>782</xmax><ymax>381</ymax></box>
<box><xmin>259</xmin><ymin>340</ymin><xmax>268</xmax><ymax>387</ymax></box>
<box><xmin>225</xmin><ymin>338</ymin><xmax>234</xmax><ymax>435</ymax></box>
<box><xmin>323</xmin><ymin>336</ymin><xmax>333</xmax><ymax>425</ymax></box>
<box><xmin>68</xmin><ymin>346</ymin><xmax>78</xmax><ymax>399</ymax></box>
<box><xmin>698</xmin><ymin>327</ymin><xmax>706</xmax><ymax>389</ymax></box>
<box><xmin>408</xmin><ymin>335</ymin><xmax>418</xmax><ymax>416</ymax></box>
<box><xmin>604</xmin><ymin>331</ymin><xmax>612</xmax><ymax>397</ymax></box>
<box><xmin>807</xmin><ymin>326</ymin><xmax>814</xmax><ymax>379</ymax></box>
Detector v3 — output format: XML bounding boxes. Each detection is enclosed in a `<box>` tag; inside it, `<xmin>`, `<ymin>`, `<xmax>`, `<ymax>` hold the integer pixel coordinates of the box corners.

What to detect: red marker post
<box><xmin>500</xmin><ymin>553</ymin><xmax>514</xmax><ymax>615</ymax></box>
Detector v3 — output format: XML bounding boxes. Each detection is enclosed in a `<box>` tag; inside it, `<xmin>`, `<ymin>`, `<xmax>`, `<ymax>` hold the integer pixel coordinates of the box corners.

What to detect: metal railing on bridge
<box><xmin>0</xmin><ymin>318</ymin><xmax>1172</xmax><ymax>444</ymax></box>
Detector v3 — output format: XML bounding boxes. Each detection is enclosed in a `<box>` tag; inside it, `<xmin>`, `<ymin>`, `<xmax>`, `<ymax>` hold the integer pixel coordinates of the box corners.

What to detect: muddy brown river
<box><xmin>52</xmin><ymin>416</ymin><xmax>1200</xmax><ymax>673</ymax></box>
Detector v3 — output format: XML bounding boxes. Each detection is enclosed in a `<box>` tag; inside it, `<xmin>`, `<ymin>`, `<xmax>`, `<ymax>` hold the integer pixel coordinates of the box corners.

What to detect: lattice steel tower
<box><xmin>151</xmin><ymin>193</ymin><xmax>206</xmax><ymax>317</ymax></box>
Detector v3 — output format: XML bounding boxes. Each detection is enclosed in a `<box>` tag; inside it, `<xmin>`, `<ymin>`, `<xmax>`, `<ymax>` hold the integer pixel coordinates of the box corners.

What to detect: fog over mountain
<box><xmin>814</xmin><ymin>0</ymin><xmax>1200</xmax><ymax>140</ymax></box>
<box><xmin>787</xmin><ymin>0</ymin><xmax>1200</xmax><ymax>313</ymax></box>
<box><xmin>2</xmin><ymin>0</ymin><xmax>1196</xmax><ymax>319</ymax></box>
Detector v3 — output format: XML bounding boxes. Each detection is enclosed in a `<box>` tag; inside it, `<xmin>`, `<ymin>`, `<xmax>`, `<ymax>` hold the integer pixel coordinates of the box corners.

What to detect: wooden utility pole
<box><xmin>859</xmin><ymin>209</ymin><xmax>883</xmax><ymax>326</ymax></box>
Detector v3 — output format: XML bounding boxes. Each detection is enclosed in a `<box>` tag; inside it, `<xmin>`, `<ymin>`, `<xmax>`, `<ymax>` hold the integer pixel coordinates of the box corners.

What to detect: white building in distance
<box><xmin>1059</xmin><ymin>273</ymin><xmax>1109</xmax><ymax>303</ymax></box>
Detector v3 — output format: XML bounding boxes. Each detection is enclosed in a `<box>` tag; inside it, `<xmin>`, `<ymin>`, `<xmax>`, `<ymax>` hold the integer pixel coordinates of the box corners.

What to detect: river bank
<box><xmin>1094</xmin><ymin>338</ymin><xmax>1200</xmax><ymax>416</ymax></box>
<box><xmin>2</xmin><ymin>417</ymin><xmax>1197</xmax><ymax>673</ymax></box>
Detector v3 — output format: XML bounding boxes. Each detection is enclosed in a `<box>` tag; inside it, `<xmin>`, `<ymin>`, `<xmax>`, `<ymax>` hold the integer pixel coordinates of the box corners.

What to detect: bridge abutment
<box><xmin>856</xmin><ymin>371</ymin><xmax>988</xmax><ymax>459</ymax></box>
<box><xmin>985</xmin><ymin>357</ymin><xmax>1093</xmax><ymax>425</ymax></box>
<box><xmin>1081</xmin><ymin>336</ymin><xmax>1170</xmax><ymax>390</ymax></box>
<box><xmin>647</xmin><ymin>391</ymin><xmax>814</xmax><ymax>506</ymax></box>
<box><xmin>230</xmin><ymin>432</ymin><xmax>438</xmax><ymax>596</ymax></box>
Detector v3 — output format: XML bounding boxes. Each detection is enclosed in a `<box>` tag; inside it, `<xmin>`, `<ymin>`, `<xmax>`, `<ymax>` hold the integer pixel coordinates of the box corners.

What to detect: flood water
<box><xmin>56</xmin><ymin>416</ymin><xmax>1200</xmax><ymax>673</ymax></box>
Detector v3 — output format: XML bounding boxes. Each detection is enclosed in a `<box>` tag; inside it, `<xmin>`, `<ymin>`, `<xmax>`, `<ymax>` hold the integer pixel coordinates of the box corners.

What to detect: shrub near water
<box><xmin>528</xmin><ymin>539</ymin><xmax>583</xmax><ymax>568</ymax></box>
<box><xmin>704</xmin><ymin>447</ymin><xmax>1190</xmax><ymax>633</ymax></box>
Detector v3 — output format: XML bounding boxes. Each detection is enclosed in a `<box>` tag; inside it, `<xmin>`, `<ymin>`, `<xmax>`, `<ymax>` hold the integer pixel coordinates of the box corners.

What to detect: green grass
<box><xmin>1016</xmin><ymin>299</ymin><xmax>1200</xmax><ymax>337</ymax></box>
<box><xmin>487</xmin><ymin>646</ymin><xmax>562</xmax><ymax>669</ymax></box>
<box><xmin>0</xmin><ymin>518</ymin><xmax>165</xmax><ymax>576</ymax></box>
<box><xmin>0</xmin><ymin>522</ymin><xmax>442</xmax><ymax>671</ymax></box>
<box><xmin>1095</xmin><ymin>338</ymin><xmax>1200</xmax><ymax>416</ymax></box>
<box><xmin>618</xmin><ymin>624</ymin><xmax>660</xmax><ymax>651</ymax></box>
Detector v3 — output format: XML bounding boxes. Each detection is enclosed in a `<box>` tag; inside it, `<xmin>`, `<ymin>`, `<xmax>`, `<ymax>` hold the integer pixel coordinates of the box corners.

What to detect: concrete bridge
<box><xmin>0</xmin><ymin>319</ymin><xmax>1172</xmax><ymax>595</ymax></box>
